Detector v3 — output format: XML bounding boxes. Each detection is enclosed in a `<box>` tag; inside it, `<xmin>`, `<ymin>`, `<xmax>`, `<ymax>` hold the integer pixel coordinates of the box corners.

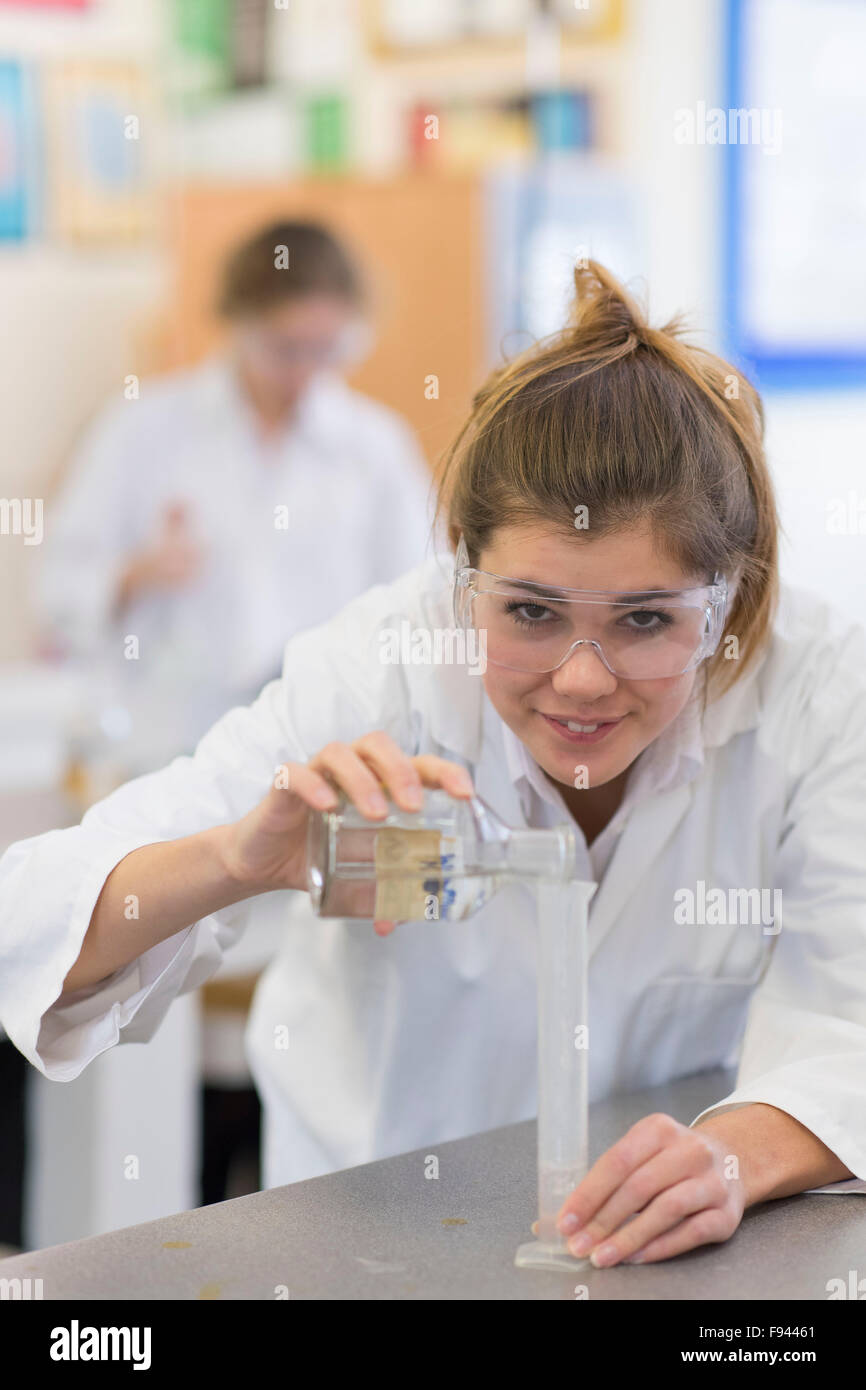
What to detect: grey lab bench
<box><xmin>2</xmin><ymin>1066</ymin><xmax>863</xmax><ymax>1300</ymax></box>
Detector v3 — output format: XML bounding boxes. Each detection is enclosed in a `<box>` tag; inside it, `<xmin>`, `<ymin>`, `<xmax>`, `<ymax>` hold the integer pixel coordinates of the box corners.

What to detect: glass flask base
<box><xmin>514</xmin><ymin>1239</ymin><xmax>591</xmax><ymax>1272</ymax></box>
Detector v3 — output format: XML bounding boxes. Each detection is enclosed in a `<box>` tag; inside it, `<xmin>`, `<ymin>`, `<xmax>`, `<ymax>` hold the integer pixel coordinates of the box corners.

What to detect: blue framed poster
<box><xmin>724</xmin><ymin>0</ymin><xmax>866</xmax><ymax>389</ymax></box>
<box><xmin>483</xmin><ymin>157</ymin><xmax>642</xmax><ymax>367</ymax></box>
<box><xmin>0</xmin><ymin>60</ymin><xmax>37</xmax><ymax>240</ymax></box>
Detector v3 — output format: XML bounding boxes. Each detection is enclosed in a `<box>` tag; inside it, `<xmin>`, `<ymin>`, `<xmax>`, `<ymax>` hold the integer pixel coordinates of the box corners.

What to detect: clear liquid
<box><xmin>312</xmin><ymin>813</ymin><xmax>510</xmax><ymax>920</ymax></box>
<box><xmin>317</xmin><ymin>862</ymin><xmax>500</xmax><ymax>921</ymax></box>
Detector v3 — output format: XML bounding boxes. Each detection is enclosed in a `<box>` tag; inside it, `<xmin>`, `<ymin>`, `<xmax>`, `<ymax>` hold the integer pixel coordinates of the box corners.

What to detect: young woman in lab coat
<box><xmin>3</xmin><ymin>261</ymin><xmax>865</xmax><ymax>1269</ymax></box>
<box><xmin>35</xmin><ymin>220</ymin><xmax>433</xmax><ymax>760</ymax></box>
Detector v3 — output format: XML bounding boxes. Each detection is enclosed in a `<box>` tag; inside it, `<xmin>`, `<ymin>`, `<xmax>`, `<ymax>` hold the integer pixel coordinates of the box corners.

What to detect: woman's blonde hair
<box><xmin>436</xmin><ymin>260</ymin><xmax>778</xmax><ymax>695</ymax></box>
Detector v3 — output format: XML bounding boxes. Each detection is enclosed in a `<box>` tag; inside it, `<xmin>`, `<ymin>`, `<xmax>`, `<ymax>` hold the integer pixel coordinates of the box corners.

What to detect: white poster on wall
<box><xmin>739</xmin><ymin>0</ymin><xmax>866</xmax><ymax>353</ymax></box>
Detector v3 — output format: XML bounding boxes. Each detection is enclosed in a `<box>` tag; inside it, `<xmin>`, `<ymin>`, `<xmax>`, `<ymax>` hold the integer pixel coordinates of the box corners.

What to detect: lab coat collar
<box><xmin>194</xmin><ymin>354</ymin><xmax>349</xmax><ymax>449</ymax></box>
<box><xmin>420</xmin><ymin>658</ymin><xmax>486</xmax><ymax>767</ymax></box>
<box><xmin>701</xmin><ymin>653</ymin><xmax>763</xmax><ymax>748</ymax></box>
<box><xmin>193</xmin><ymin>355</ymin><xmax>264</xmax><ymax>451</ymax></box>
<box><xmin>196</xmin><ymin>354</ymin><xmax>246</xmax><ymax>418</ymax></box>
<box><xmin>291</xmin><ymin>369</ymin><xmax>355</xmax><ymax>445</ymax></box>
<box><xmin>406</xmin><ymin>553</ymin><xmax>487</xmax><ymax>767</ymax></box>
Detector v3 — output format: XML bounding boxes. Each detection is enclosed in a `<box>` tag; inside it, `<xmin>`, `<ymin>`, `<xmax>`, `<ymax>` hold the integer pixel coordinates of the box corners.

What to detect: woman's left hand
<box><xmin>555</xmin><ymin>1112</ymin><xmax>746</xmax><ymax>1266</ymax></box>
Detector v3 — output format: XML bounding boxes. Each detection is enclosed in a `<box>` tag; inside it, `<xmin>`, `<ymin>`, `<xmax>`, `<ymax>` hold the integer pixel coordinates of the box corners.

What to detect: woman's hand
<box><xmin>115</xmin><ymin>501</ymin><xmax>204</xmax><ymax>611</ymax></box>
<box><xmin>554</xmin><ymin>1112</ymin><xmax>746</xmax><ymax>1266</ymax></box>
<box><xmin>222</xmin><ymin>730</ymin><xmax>474</xmax><ymax>932</ymax></box>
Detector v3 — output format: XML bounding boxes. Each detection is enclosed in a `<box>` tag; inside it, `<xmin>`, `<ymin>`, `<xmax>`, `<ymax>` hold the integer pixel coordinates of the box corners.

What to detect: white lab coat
<box><xmin>35</xmin><ymin>355</ymin><xmax>435</xmax><ymax>760</ymax></box>
<box><xmin>2</xmin><ymin>553</ymin><xmax>866</xmax><ymax>1195</ymax></box>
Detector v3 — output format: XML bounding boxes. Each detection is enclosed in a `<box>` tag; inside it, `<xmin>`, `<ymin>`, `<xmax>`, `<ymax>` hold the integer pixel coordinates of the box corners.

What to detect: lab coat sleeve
<box><xmin>0</xmin><ymin>580</ymin><xmax>415</xmax><ymax>1082</ymax></box>
<box><xmin>689</xmin><ymin>622</ymin><xmax>866</xmax><ymax>1186</ymax></box>
<box><xmin>34</xmin><ymin>400</ymin><xmax>140</xmax><ymax>655</ymax></box>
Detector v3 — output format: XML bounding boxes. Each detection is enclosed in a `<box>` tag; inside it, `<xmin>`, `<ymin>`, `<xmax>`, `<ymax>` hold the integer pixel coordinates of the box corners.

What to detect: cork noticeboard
<box><xmin>155</xmin><ymin>173</ymin><xmax>486</xmax><ymax>476</ymax></box>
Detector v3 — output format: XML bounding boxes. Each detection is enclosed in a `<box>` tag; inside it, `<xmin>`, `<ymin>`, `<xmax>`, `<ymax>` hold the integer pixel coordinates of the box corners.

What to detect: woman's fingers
<box><xmin>307</xmin><ymin>734</ymin><xmax>474</xmax><ymax>818</ymax></box>
<box><xmin>621</xmin><ymin>1206</ymin><xmax>735</xmax><ymax>1265</ymax></box>
<box><xmin>600</xmin><ymin>1178</ymin><xmax>733</xmax><ymax>1267</ymax></box>
<box><xmin>274</xmin><ymin>762</ymin><xmax>341</xmax><ymax>811</ymax></box>
<box><xmin>308</xmin><ymin>741</ymin><xmax>391</xmax><ymax>818</ymax></box>
<box><xmin>351</xmin><ymin>736</ymin><xmax>475</xmax><ymax>806</ymax></box>
<box><xmin>556</xmin><ymin>1112</ymin><xmax>678</xmax><ymax>1238</ymax></box>
<box><xmin>562</xmin><ymin>1132</ymin><xmax>711</xmax><ymax>1254</ymax></box>
<box><xmin>374</xmin><ymin>918</ymin><xmax>409</xmax><ymax>937</ymax></box>
<box><xmin>411</xmin><ymin>754</ymin><xmax>475</xmax><ymax>798</ymax></box>
<box><xmin>352</xmin><ymin>732</ymin><xmax>425</xmax><ymax>810</ymax></box>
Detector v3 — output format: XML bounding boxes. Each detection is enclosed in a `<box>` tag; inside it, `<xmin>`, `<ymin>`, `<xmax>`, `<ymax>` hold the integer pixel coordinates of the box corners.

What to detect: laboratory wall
<box><xmin>0</xmin><ymin>0</ymin><xmax>730</xmax><ymax>665</ymax></box>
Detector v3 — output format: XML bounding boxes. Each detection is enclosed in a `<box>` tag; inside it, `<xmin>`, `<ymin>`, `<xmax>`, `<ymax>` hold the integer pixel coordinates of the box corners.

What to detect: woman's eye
<box><xmin>621</xmin><ymin>608</ymin><xmax>672</xmax><ymax>633</ymax></box>
<box><xmin>519</xmin><ymin>604</ymin><xmax>550</xmax><ymax>621</ymax></box>
<box><xmin>505</xmin><ymin>600</ymin><xmax>555</xmax><ymax>625</ymax></box>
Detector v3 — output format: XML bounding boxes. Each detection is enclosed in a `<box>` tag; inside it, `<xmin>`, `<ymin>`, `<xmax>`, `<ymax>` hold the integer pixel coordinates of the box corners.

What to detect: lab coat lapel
<box><xmin>586</xmin><ymin>781</ymin><xmax>695</xmax><ymax>960</ymax></box>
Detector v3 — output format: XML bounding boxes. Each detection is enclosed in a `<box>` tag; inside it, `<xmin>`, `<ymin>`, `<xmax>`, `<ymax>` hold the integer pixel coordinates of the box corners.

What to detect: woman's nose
<box><xmin>549</xmin><ymin>641</ymin><xmax>619</xmax><ymax>698</ymax></box>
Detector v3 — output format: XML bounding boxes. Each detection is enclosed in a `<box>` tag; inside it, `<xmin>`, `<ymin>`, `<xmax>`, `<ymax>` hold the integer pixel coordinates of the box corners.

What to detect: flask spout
<box><xmin>506</xmin><ymin>826</ymin><xmax>577</xmax><ymax>882</ymax></box>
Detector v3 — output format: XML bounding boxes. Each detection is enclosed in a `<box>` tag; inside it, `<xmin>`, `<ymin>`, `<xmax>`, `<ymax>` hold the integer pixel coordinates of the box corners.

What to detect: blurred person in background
<box><xmin>34</xmin><ymin>220</ymin><xmax>434</xmax><ymax>771</ymax></box>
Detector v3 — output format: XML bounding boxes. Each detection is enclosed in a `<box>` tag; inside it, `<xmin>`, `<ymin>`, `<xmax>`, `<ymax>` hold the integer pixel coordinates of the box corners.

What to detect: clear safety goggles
<box><xmin>452</xmin><ymin>535</ymin><xmax>728</xmax><ymax>679</ymax></box>
<box><xmin>238</xmin><ymin>319</ymin><xmax>370</xmax><ymax>367</ymax></box>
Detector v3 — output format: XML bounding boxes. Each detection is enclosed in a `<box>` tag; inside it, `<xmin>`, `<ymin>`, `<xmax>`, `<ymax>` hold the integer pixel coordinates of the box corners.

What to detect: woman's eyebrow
<box><xmin>610</xmin><ymin>588</ymin><xmax>681</xmax><ymax>603</ymax></box>
<box><xmin>498</xmin><ymin>576</ymin><xmax>681</xmax><ymax>602</ymax></box>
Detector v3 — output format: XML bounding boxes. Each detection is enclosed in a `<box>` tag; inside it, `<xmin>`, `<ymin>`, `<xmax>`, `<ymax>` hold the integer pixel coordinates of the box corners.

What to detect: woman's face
<box><xmin>234</xmin><ymin>294</ymin><xmax>356</xmax><ymax>405</ymax></box>
<box><xmin>478</xmin><ymin>524</ymin><xmax>702</xmax><ymax>792</ymax></box>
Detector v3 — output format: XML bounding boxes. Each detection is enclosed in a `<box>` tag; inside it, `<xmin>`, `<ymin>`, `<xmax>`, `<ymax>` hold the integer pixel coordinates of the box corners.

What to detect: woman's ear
<box><xmin>454</xmin><ymin>534</ymin><xmax>470</xmax><ymax>570</ymax></box>
<box><xmin>724</xmin><ymin>568</ymin><xmax>742</xmax><ymax>609</ymax></box>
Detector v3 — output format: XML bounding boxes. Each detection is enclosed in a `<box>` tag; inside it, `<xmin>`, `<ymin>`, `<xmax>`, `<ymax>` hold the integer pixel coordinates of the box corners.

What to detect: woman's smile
<box><xmin>537</xmin><ymin>710</ymin><xmax>627</xmax><ymax>744</ymax></box>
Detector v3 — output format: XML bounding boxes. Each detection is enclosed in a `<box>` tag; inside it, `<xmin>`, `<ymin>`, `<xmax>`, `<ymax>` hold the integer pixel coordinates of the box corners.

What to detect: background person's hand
<box><xmin>222</xmin><ymin>730</ymin><xmax>475</xmax><ymax>933</ymax></box>
<box><xmin>553</xmin><ymin>1112</ymin><xmax>746</xmax><ymax>1266</ymax></box>
<box><xmin>115</xmin><ymin>500</ymin><xmax>204</xmax><ymax>609</ymax></box>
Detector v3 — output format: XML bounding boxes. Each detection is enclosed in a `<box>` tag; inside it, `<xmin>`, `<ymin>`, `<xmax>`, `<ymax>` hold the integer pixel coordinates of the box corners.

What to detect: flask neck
<box><xmin>505</xmin><ymin>826</ymin><xmax>577</xmax><ymax>881</ymax></box>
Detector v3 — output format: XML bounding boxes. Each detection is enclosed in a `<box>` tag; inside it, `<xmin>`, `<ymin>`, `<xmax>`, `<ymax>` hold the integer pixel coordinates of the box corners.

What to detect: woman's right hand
<box><xmin>114</xmin><ymin>502</ymin><xmax>203</xmax><ymax>613</ymax></box>
<box><xmin>222</xmin><ymin>731</ymin><xmax>475</xmax><ymax>934</ymax></box>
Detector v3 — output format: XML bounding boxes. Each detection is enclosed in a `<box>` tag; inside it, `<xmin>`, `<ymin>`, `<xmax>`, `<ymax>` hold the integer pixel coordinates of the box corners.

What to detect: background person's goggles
<box><xmin>453</xmin><ymin>549</ymin><xmax>728</xmax><ymax>680</ymax></box>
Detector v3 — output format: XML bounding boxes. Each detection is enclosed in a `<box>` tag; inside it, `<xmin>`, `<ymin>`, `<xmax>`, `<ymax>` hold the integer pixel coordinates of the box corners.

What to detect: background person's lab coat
<box><xmin>35</xmin><ymin>355</ymin><xmax>435</xmax><ymax>765</ymax></box>
<box><xmin>2</xmin><ymin>554</ymin><xmax>866</xmax><ymax>1196</ymax></box>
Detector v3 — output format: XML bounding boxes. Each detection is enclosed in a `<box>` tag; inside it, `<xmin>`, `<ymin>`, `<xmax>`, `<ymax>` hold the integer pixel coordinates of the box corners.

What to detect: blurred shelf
<box><xmin>364</xmin><ymin>0</ymin><xmax>626</xmax><ymax>55</ymax></box>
